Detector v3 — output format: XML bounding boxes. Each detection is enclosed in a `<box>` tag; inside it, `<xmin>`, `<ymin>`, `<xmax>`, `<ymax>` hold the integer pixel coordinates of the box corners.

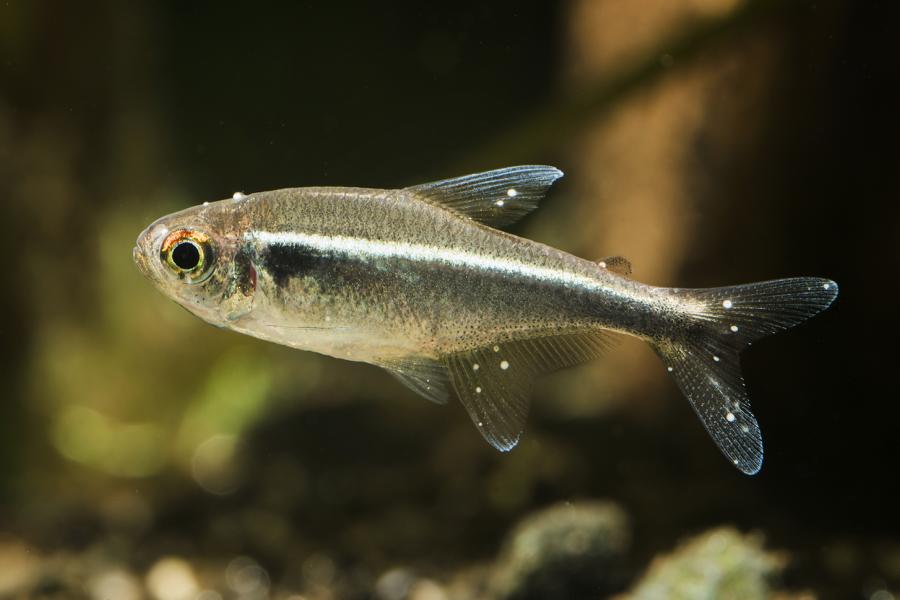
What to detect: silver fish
<box><xmin>134</xmin><ymin>166</ymin><xmax>838</xmax><ymax>474</ymax></box>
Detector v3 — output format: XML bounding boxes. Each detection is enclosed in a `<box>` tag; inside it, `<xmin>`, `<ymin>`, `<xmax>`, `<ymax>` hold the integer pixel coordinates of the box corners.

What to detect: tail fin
<box><xmin>653</xmin><ymin>277</ymin><xmax>839</xmax><ymax>474</ymax></box>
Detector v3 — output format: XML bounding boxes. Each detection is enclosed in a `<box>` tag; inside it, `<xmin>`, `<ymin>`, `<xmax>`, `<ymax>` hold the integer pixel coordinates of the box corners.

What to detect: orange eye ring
<box><xmin>161</xmin><ymin>229</ymin><xmax>214</xmax><ymax>282</ymax></box>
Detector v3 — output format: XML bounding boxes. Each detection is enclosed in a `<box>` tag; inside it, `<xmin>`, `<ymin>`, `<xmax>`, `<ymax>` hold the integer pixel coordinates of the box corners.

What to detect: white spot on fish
<box><xmin>202</xmin><ymin>201</ymin><xmax>209</xmax><ymax>207</ymax></box>
<box><xmin>722</xmin><ymin>299</ymin><xmax>733</xmax><ymax>309</ymax></box>
<box><xmin>500</xmin><ymin>360</ymin><xmax>509</xmax><ymax>370</ymax></box>
<box><xmin>741</xmin><ymin>424</ymin><xmax>750</xmax><ymax>433</ymax></box>
<box><xmin>495</xmin><ymin>199</ymin><xmax>505</xmax><ymax>207</ymax></box>
<box><xmin>823</xmin><ymin>283</ymin><xmax>831</xmax><ymax>290</ymax></box>
<box><xmin>598</xmin><ymin>261</ymin><xmax>607</xmax><ymax>268</ymax></box>
<box><xmin>733</xmin><ymin>459</ymin><xmax>739</xmax><ymax>465</ymax></box>
<box><xmin>472</xmin><ymin>363</ymin><xmax>480</xmax><ymax>371</ymax></box>
<box><xmin>730</xmin><ymin>325</ymin><xmax>739</xmax><ymax>332</ymax></box>
<box><xmin>713</xmin><ymin>355</ymin><xmax>720</xmax><ymax>362</ymax></box>
<box><xmin>726</xmin><ymin>412</ymin><xmax>735</xmax><ymax>422</ymax></box>
<box><xmin>493</xmin><ymin>346</ymin><xmax>500</xmax><ymax>352</ymax></box>
<box><xmin>232</xmin><ymin>192</ymin><xmax>245</xmax><ymax>201</ymax></box>
<box><xmin>477</xmin><ymin>421</ymin><xmax>483</xmax><ymax>427</ymax></box>
<box><xmin>667</xmin><ymin>366</ymin><xmax>673</xmax><ymax>372</ymax></box>
<box><xmin>475</xmin><ymin>386</ymin><xmax>482</xmax><ymax>394</ymax></box>
<box><xmin>507</xmin><ymin>188</ymin><xmax>518</xmax><ymax>197</ymax></box>
<box><xmin>325</xmin><ymin>315</ymin><xmax>331</xmax><ymax>322</ymax></box>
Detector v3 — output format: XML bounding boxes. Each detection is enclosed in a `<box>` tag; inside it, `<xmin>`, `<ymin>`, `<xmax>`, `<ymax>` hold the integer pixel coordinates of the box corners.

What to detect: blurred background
<box><xmin>1</xmin><ymin>1</ymin><xmax>898</xmax><ymax>599</ymax></box>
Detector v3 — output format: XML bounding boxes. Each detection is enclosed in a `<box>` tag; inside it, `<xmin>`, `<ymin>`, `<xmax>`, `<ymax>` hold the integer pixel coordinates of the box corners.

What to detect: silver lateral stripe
<box><xmin>248</xmin><ymin>231</ymin><xmax>603</xmax><ymax>290</ymax></box>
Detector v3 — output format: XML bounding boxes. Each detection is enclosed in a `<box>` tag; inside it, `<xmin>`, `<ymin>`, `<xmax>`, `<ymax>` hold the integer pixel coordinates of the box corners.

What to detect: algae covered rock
<box><xmin>621</xmin><ymin>527</ymin><xmax>786</xmax><ymax>600</ymax></box>
<box><xmin>489</xmin><ymin>500</ymin><xmax>631</xmax><ymax>600</ymax></box>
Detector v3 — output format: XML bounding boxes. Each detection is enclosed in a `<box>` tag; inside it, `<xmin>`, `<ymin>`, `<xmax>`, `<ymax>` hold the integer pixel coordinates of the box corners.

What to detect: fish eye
<box><xmin>161</xmin><ymin>229</ymin><xmax>214</xmax><ymax>282</ymax></box>
<box><xmin>171</xmin><ymin>240</ymin><xmax>201</xmax><ymax>270</ymax></box>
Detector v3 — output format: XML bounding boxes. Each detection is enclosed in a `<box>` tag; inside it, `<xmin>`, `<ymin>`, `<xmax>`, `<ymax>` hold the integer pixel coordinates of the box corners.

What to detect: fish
<box><xmin>134</xmin><ymin>166</ymin><xmax>838</xmax><ymax>474</ymax></box>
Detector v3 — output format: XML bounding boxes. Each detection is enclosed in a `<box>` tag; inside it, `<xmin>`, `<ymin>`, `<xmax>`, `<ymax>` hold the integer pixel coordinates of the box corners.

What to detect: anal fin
<box><xmin>446</xmin><ymin>331</ymin><xmax>612</xmax><ymax>451</ymax></box>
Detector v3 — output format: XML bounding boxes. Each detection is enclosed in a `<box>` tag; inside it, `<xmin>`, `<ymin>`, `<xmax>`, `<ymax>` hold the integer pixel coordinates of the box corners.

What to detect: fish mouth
<box><xmin>133</xmin><ymin>223</ymin><xmax>169</xmax><ymax>280</ymax></box>
<box><xmin>133</xmin><ymin>245</ymin><xmax>151</xmax><ymax>279</ymax></box>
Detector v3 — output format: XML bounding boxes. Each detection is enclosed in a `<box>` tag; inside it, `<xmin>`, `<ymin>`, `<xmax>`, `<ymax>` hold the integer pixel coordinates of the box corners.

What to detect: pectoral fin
<box><xmin>404</xmin><ymin>165</ymin><xmax>563</xmax><ymax>228</ymax></box>
<box><xmin>445</xmin><ymin>332</ymin><xmax>611</xmax><ymax>451</ymax></box>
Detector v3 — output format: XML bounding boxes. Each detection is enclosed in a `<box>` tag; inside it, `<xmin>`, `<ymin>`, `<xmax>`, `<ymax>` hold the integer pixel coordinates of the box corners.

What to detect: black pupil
<box><xmin>172</xmin><ymin>241</ymin><xmax>201</xmax><ymax>270</ymax></box>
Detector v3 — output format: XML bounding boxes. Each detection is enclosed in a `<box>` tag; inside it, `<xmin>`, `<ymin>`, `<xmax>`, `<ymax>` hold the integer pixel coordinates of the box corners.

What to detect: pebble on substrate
<box><xmin>489</xmin><ymin>501</ymin><xmax>630</xmax><ymax>599</ymax></box>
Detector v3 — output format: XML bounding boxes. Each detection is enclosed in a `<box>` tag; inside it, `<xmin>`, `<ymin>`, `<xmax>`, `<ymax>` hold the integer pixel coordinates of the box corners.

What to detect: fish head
<box><xmin>134</xmin><ymin>200</ymin><xmax>255</xmax><ymax>326</ymax></box>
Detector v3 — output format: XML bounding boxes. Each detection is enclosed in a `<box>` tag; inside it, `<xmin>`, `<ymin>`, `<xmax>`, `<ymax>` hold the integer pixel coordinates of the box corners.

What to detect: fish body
<box><xmin>135</xmin><ymin>166</ymin><xmax>838</xmax><ymax>474</ymax></box>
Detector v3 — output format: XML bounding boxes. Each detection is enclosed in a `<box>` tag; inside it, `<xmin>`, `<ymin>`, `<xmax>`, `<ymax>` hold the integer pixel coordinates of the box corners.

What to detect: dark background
<box><xmin>1</xmin><ymin>1</ymin><xmax>898</xmax><ymax>598</ymax></box>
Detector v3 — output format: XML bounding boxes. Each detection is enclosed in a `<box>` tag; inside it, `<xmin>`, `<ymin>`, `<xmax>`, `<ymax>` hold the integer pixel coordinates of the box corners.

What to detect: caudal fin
<box><xmin>653</xmin><ymin>277</ymin><xmax>838</xmax><ymax>474</ymax></box>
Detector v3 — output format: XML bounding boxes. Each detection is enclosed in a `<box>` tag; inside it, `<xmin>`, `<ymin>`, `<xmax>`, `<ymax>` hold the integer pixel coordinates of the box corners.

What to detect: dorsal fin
<box><xmin>598</xmin><ymin>256</ymin><xmax>632</xmax><ymax>276</ymax></box>
<box><xmin>404</xmin><ymin>165</ymin><xmax>563</xmax><ymax>228</ymax></box>
<box><xmin>445</xmin><ymin>331</ymin><xmax>612</xmax><ymax>451</ymax></box>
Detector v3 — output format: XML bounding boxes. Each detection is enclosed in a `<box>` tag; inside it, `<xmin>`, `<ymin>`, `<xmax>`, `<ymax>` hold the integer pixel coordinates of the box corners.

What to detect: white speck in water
<box><xmin>713</xmin><ymin>355</ymin><xmax>720</xmax><ymax>362</ymax></box>
<box><xmin>493</xmin><ymin>345</ymin><xmax>500</xmax><ymax>352</ymax></box>
<box><xmin>667</xmin><ymin>366</ymin><xmax>674</xmax><ymax>372</ymax></box>
<box><xmin>507</xmin><ymin>188</ymin><xmax>518</xmax><ymax>197</ymax></box>
<box><xmin>722</xmin><ymin>299</ymin><xmax>733</xmax><ymax>309</ymax></box>
<box><xmin>598</xmin><ymin>261</ymin><xmax>607</xmax><ymax>268</ymax></box>
<box><xmin>232</xmin><ymin>192</ymin><xmax>245</xmax><ymax>201</ymax></box>
<box><xmin>495</xmin><ymin>199</ymin><xmax>505</xmax><ymax>207</ymax></box>
<box><xmin>472</xmin><ymin>363</ymin><xmax>480</xmax><ymax>371</ymax></box>
<box><xmin>726</xmin><ymin>412</ymin><xmax>736</xmax><ymax>422</ymax></box>
<box><xmin>475</xmin><ymin>386</ymin><xmax>482</xmax><ymax>394</ymax></box>
<box><xmin>500</xmin><ymin>360</ymin><xmax>509</xmax><ymax>370</ymax></box>
<box><xmin>730</xmin><ymin>325</ymin><xmax>739</xmax><ymax>332</ymax></box>
<box><xmin>202</xmin><ymin>201</ymin><xmax>210</xmax><ymax>206</ymax></box>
